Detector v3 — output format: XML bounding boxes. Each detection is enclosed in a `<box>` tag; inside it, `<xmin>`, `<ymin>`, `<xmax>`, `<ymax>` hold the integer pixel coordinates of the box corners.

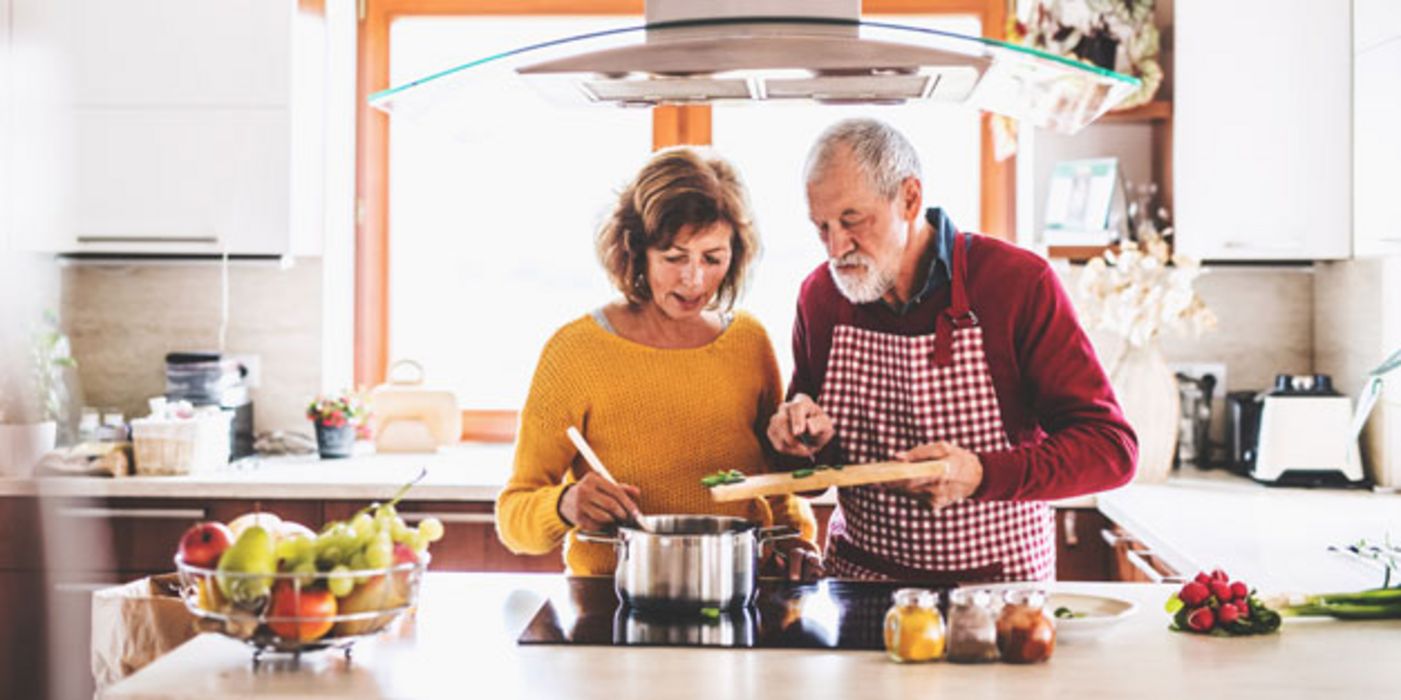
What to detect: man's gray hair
<box><xmin>803</xmin><ymin>118</ymin><xmax>922</xmax><ymax>200</ymax></box>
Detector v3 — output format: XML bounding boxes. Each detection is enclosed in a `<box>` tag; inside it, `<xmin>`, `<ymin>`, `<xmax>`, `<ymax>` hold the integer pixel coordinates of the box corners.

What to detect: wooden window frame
<box><xmin>355</xmin><ymin>0</ymin><xmax>1012</xmax><ymax>441</ymax></box>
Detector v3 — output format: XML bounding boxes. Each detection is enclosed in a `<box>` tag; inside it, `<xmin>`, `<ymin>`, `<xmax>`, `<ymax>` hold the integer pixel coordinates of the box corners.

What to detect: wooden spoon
<box><xmin>565</xmin><ymin>426</ymin><xmax>650</xmax><ymax>531</ymax></box>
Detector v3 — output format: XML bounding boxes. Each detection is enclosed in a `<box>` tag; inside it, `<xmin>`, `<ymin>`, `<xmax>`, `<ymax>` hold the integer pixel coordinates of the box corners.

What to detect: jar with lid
<box><xmin>945</xmin><ymin>588</ymin><xmax>1000</xmax><ymax>663</ymax></box>
<box><xmin>996</xmin><ymin>589</ymin><xmax>1056</xmax><ymax>663</ymax></box>
<box><xmin>882</xmin><ymin>588</ymin><xmax>945</xmax><ymax>663</ymax></box>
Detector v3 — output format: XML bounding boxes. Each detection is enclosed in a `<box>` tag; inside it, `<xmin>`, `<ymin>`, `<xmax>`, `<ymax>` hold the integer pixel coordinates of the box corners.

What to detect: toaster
<box><xmin>1252</xmin><ymin>374</ymin><xmax>1367</xmax><ymax>487</ymax></box>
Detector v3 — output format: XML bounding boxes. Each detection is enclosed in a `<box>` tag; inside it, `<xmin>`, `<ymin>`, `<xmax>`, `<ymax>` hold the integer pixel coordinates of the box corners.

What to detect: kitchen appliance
<box><xmin>1174</xmin><ymin>372</ymin><xmax>1217</xmax><ymax>468</ymax></box>
<box><xmin>164</xmin><ymin>352</ymin><xmax>253</xmax><ymax>460</ymax></box>
<box><xmin>370</xmin><ymin>0</ymin><xmax>1140</xmax><ymax>136</ymax></box>
<box><xmin>1251</xmin><ymin>374</ymin><xmax>1367</xmax><ymax>487</ymax></box>
<box><xmin>520</xmin><ymin>576</ymin><xmax>914</xmax><ymax>649</ymax></box>
<box><xmin>368</xmin><ymin>360</ymin><xmax>458</xmax><ymax>453</ymax></box>
<box><xmin>1224</xmin><ymin>390</ymin><xmax>1263</xmax><ymax>474</ymax></box>
<box><xmin>577</xmin><ymin>515</ymin><xmax>799</xmax><ymax>612</ymax></box>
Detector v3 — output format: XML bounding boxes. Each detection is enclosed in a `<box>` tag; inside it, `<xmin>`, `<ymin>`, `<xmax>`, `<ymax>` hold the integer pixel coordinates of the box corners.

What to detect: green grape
<box><xmin>327</xmin><ymin>564</ymin><xmax>354</xmax><ymax>597</ymax></box>
<box><xmin>351</xmin><ymin>512</ymin><xmax>375</xmax><ymax>538</ymax></box>
<box><xmin>365</xmin><ymin>536</ymin><xmax>393</xmax><ymax>569</ymax></box>
<box><xmin>349</xmin><ymin>552</ymin><xmax>371</xmax><ymax>585</ymax></box>
<box><xmin>389</xmin><ymin>516</ymin><xmax>411</xmax><ymax>543</ymax></box>
<box><xmin>276</xmin><ymin>535</ymin><xmax>314</xmax><ymax>567</ymax></box>
<box><xmin>410</xmin><ymin>528</ymin><xmax>430</xmax><ymax>554</ymax></box>
<box><xmin>419</xmin><ymin>516</ymin><xmax>445</xmax><ymax>543</ymax></box>
<box><xmin>292</xmin><ymin>560</ymin><xmax>318</xmax><ymax>587</ymax></box>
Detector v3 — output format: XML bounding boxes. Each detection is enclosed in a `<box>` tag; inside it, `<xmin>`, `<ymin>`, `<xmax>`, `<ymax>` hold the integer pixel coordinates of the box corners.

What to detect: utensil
<box><xmin>708</xmin><ymin>458</ymin><xmax>948</xmax><ymax>502</ymax></box>
<box><xmin>565</xmin><ymin>426</ymin><xmax>648</xmax><ymax>530</ymax></box>
<box><xmin>578</xmin><ymin>515</ymin><xmax>799</xmax><ymax>611</ymax></box>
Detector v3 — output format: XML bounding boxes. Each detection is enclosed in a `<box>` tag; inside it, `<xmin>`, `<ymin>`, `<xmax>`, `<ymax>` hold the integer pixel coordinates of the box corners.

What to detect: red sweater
<box><xmin>788</xmin><ymin>233</ymin><xmax>1137</xmax><ymax>501</ymax></box>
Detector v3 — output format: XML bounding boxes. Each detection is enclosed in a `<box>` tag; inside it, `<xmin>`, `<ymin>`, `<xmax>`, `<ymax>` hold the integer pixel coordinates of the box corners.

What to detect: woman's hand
<box><xmin>767</xmin><ymin>393</ymin><xmax>835</xmax><ymax>457</ymax></box>
<box><xmin>559</xmin><ymin>472</ymin><xmax>643</xmax><ymax>532</ymax></box>
<box><xmin>762</xmin><ymin>538</ymin><xmax>825</xmax><ymax>582</ymax></box>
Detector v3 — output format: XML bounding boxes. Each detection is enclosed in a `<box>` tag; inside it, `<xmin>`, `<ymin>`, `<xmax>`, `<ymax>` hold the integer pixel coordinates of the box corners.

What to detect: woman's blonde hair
<box><xmin>596</xmin><ymin>147</ymin><xmax>759</xmax><ymax>310</ymax></box>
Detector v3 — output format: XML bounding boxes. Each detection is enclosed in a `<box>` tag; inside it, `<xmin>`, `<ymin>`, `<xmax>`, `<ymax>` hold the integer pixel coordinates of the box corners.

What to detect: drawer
<box><xmin>0</xmin><ymin>498</ymin><xmax>43</xmax><ymax>570</ymax></box>
<box><xmin>47</xmin><ymin>498</ymin><xmax>320</xmax><ymax>573</ymax></box>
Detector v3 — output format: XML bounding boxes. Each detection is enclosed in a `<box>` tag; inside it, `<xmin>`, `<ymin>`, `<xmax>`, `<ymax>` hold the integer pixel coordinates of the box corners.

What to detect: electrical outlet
<box><xmin>229</xmin><ymin>354</ymin><xmax>261</xmax><ymax>389</ymax></box>
<box><xmin>1169</xmin><ymin>362</ymin><xmax>1227</xmax><ymax>400</ymax></box>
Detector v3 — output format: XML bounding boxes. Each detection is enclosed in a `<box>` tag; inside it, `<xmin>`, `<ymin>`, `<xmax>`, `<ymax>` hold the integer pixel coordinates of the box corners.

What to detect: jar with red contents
<box><xmin>995</xmin><ymin>589</ymin><xmax>1056</xmax><ymax>663</ymax></box>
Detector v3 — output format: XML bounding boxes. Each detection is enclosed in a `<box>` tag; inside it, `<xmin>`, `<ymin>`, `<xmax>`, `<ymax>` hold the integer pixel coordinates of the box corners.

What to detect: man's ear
<box><xmin>900</xmin><ymin>176</ymin><xmax>923</xmax><ymax>224</ymax></box>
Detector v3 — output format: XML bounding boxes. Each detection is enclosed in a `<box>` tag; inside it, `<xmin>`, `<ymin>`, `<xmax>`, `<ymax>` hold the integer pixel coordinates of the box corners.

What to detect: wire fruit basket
<box><xmin>174</xmin><ymin>554</ymin><xmax>428</xmax><ymax>663</ymax></box>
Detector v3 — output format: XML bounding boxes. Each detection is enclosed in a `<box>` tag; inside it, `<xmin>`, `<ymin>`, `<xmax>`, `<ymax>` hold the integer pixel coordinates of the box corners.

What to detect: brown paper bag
<box><xmin>91</xmin><ymin>574</ymin><xmax>199</xmax><ymax>691</ymax></box>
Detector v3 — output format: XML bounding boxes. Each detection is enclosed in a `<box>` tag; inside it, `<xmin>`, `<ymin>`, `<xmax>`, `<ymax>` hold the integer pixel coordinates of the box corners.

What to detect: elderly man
<box><xmin>768</xmin><ymin>118</ymin><xmax>1137</xmax><ymax>582</ymax></box>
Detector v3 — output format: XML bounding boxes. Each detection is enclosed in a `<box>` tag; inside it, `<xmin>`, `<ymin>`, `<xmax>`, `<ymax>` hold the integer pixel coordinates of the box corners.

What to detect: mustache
<box><xmin>831</xmin><ymin>251</ymin><xmax>873</xmax><ymax>268</ymax></box>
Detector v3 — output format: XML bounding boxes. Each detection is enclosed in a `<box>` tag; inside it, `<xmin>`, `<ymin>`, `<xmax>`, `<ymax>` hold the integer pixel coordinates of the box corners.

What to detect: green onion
<box><xmin>792</xmin><ymin>468</ymin><xmax>815</xmax><ymax>479</ymax></box>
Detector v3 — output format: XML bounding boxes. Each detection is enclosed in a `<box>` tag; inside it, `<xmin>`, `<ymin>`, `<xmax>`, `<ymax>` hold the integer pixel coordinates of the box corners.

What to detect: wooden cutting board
<box><xmin>707</xmin><ymin>459</ymin><xmax>949</xmax><ymax>502</ymax></box>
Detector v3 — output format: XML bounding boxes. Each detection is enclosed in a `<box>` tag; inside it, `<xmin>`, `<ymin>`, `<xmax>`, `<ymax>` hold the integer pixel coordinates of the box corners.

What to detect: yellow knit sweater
<box><xmin>495</xmin><ymin>311</ymin><xmax>816</xmax><ymax>575</ymax></box>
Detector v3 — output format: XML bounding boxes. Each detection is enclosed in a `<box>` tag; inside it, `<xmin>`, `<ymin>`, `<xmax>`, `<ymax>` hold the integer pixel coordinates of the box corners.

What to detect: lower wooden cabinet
<box><xmin>1054</xmin><ymin>507</ymin><xmax>1183</xmax><ymax>583</ymax></box>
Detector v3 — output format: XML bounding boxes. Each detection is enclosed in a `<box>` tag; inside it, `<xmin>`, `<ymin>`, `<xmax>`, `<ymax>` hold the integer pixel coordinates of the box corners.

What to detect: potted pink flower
<box><xmin>306</xmin><ymin>391</ymin><xmax>368</xmax><ymax>459</ymax></box>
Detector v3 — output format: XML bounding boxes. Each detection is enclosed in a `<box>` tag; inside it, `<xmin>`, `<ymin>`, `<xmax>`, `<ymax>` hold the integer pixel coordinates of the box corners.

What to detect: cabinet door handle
<box><xmin>52</xmin><ymin>582</ymin><xmax>119</xmax><ymax>594</ymax></box>
<box><xmin>399</xmin><ymin>511</ymin><xmax>494</xmax><ymax>525</ymax></box>
<box><xmin>76</xmin><ymin>235</ymin><xmax>220</xmax><ymax>245</ymax></box>
<box><xmin>1124</xmin><ymin>549</ymin><xmax>1186</xmax><ymax>584</ymax></box>
<box><xmin>56</xmin><ymin>506</ymin><xmax>206</xmax><ymax>520</ymax></box>
<box><xmin>1221</xmin><ymin>240</ymin><xmax>1303</xmax><ymax>251</ymax></box>
<box><xmin>1099</xmin><ymin>528</ymin><xmax>1129</xmax><ymax>548</ymax></box>
<box><xmin>1062</xmin><ymin>510</ymin><xmax>1079</xmax><ymax>547</ymax></box>
<box><xmin>1379</xmin><ymin>237</ymin><xmax>1401</xmax><ymax>243</ymax></box>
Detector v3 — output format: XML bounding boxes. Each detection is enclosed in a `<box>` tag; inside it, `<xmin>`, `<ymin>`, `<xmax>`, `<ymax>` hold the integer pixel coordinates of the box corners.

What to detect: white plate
<box><xmin>1046</xmin><ymin>592</ymin><xmax>1138</xmax><ymax>642</ymax></box>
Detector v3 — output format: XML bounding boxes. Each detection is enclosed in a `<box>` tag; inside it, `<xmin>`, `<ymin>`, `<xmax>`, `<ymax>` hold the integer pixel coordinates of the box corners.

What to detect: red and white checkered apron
<box><xmin>822</xmin><ymin>233</ymin><xmax>1054</xmax><ymax>583</ymax></box>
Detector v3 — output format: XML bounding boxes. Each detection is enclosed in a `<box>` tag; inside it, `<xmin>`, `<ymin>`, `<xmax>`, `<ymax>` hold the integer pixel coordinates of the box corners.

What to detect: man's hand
<box><xmin>559</xmin><ymin>472</ymin><xmax>643</xmax><ymax>532</ymax></box>
<box><xmin>884</xmin><ymin>441</ymin><xmax>983</xmax><ymax>510</ymax></box>
<box><xmin>767</xmin><ymin>394</ymin><xmax>835</xmax><ymax>458</ymax></box>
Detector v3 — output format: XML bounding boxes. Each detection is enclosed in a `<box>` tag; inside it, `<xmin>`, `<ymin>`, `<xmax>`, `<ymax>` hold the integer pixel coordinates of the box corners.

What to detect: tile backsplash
<box><xmin>61</xmin><ymin>259</ymin><xmax>323</xmax><ymax>435</ymax></box>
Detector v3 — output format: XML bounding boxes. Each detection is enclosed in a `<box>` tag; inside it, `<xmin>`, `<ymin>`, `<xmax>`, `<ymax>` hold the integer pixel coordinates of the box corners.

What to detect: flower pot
<box><xmin>0</xmin><ymin>421</ymin><xmax>58</xmax><ymax>477</ymax></box>
<box><xmin>314</xmin><ymin>423</ymin><xmax>356</xmax><ymax>459</ymax></box>
<box><xmin>1109</xmin><ymin>342</ymin><xmax>1180</xmax><ymax>484</ymax></box>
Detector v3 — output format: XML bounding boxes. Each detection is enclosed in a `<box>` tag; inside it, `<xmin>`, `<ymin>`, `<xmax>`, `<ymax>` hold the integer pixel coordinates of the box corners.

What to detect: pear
<box><xmin>332</xmin><ymin>574</ymin><xmax>406</xmax><ymax>637</ymax></box>
<box><xmin>216</xmin><ymin>525</ymin><xmax>277</xmax><ymax>604</ymax></box>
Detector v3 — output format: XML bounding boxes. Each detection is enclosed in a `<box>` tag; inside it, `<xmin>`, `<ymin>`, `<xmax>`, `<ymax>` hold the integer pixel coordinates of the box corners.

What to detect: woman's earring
<box><xmin>633</xmin><ymin>272</ymin><xmax>647</xmax><ymax>293</ymax></box>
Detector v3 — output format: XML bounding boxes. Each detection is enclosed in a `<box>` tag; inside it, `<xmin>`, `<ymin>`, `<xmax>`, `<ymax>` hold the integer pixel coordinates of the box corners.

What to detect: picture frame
<box><xmin>1042</xmin><ymin>157</ymin><xmax>1125</xmax><ymax>247</ymax></box>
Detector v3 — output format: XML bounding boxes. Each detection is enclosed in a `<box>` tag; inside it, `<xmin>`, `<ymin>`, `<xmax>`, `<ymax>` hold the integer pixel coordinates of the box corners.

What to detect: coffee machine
<box><xmin>1228</xmin><ymin>374</ymin><xmax>1366</xmax><ymax>487</ymax></box>
<box><xmin>164</xmin><ymin>352</ymin><xmax>254</xmax><ymax>459</ymax></box>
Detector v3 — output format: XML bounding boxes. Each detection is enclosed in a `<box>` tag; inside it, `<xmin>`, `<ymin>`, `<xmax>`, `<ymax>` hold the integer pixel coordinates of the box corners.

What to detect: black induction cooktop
<box><xmin>518</xmin><ymin>577</ymin><xmax>948</xmax><ymax>650</ymax></box>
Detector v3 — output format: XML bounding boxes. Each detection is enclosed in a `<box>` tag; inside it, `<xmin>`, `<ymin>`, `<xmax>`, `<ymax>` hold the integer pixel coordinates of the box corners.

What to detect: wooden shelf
<box><xmin>1098</xmin><ymin>100</ymin><xmax>1173</xmax><ymax>123</ymax></box>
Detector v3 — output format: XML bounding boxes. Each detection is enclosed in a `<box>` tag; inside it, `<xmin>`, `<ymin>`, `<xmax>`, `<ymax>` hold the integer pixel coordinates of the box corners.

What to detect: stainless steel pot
<box><xmin>578</xmin><ymin>515</ymin><xmax>798</xmax><ymax>611</ymax></box>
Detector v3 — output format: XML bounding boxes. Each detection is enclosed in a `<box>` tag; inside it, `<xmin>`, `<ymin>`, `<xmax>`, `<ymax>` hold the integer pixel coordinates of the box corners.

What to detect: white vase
<box><xmin>0</xmin><ymin>421</ymin><xmax>57</xmax><ymax>477</ymax></box>
<box><xmin>1109</xmin><ymin>343</ymin><xmax>1180</xmax><ymax>484</ymax></box>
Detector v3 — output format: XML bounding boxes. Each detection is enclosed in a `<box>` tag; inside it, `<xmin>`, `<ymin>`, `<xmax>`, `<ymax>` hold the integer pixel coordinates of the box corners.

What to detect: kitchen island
<box><xmin>101</xmin><ymin>573</ymin><xmax>1400</xmax><ymax>699</ymax></box>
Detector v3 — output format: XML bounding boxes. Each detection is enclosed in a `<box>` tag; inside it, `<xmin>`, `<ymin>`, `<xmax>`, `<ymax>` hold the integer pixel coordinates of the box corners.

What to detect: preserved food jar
<box><xmin>883</xmin><ymin>588</ymin><xmax>945</xmax><ymax>663</ymax></box>
<box><xmin>946</xmin><ymin>588</ymin><xmax>1000</xmax><ymax>663</ymax></box>
<box><xmin>996</xmin><ymin>589</ymin><xmax>1056</xmax><ymax>663</ymax></box>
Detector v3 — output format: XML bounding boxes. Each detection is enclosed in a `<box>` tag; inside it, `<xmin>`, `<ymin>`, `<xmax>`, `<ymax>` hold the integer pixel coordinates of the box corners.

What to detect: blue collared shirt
<box><xmin>886</xmin><ymin>207</ymin><xmax>961</xmax><ymax>316</ymax></box>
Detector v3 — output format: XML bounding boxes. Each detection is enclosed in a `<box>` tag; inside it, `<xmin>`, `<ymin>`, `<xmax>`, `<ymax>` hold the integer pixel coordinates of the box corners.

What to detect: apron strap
<box><xmin>831</xmin><ymin>536</ymin><xmax>1003</xmax><ymax>584</ymax></box>
<box><xmin>933</xmin><ymin>232</ymin><xmax>976</xmax><ymax>367</ymax></box>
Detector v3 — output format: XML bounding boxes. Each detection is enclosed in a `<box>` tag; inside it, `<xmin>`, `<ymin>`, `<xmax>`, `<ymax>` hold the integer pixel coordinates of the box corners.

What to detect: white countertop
<box><xmin>0</xmin><ymin>445</ymin><xmax>520</xmax><ymax>501</ymax></box>
<box><xmin>100</xmin><ymin>573</ymin><xmax>1401</xmax><ymax>700</ymax></box>
<box><xmin>1098</xmin><ymin>467</ymin><xmax>1401</xmax><ymax>593</ymax></box>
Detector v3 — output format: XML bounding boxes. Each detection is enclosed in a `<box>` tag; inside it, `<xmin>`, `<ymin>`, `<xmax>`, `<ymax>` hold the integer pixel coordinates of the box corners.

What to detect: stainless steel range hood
<box><xmin>370</xmin><ymin>0</ymin><xmax>1140</xmax><ymax>134</ymax></box>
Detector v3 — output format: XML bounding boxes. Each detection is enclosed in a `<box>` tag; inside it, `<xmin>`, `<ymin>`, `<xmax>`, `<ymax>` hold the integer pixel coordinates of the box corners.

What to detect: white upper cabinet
<box><xmin>11</xmin><ymin>0</ymin><xmax>313</xmax><ymax>256</ymax></box>
<box><xmin>1353</xmin><ymin>0</ymin><xmax>1401</xmax><ymax>257</ymax></box>
<box><xmin>1174</xmin><ymin>0</ymin><xmax>1352</xmax><ymax>261</ymax></box>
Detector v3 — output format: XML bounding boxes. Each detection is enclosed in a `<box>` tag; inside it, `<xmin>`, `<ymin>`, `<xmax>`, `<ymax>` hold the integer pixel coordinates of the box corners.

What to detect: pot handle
<box><xmin>756</xmin><ymin>525</ymin><xmax>801</xmax><ymax>545</ymax></box>
<box><xmin>576</xmin><ymin>530</ymin><xmax>621</xmax><ymax>545</ymax></box>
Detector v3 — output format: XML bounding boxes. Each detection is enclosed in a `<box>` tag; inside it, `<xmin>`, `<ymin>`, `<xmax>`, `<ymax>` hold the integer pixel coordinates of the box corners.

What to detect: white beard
<box><xmin>828</xmin><ymin>251</ymin><xmax>895</xmax><ymax>304</ymax></box>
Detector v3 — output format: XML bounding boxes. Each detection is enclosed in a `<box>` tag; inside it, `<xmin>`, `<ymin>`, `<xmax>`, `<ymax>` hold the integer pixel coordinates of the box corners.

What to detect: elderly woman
<box><xmin>496</xmin><ymin>147</ymin><xmax>818</xmax><ymax>578</ymax></box>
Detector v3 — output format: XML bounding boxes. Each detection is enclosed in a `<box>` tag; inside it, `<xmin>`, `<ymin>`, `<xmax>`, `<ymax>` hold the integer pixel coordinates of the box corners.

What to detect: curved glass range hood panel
<box><xmin>371</xmin><ymin>17</ymin><xmax>1141</xmax><ymax>135</ymax></box>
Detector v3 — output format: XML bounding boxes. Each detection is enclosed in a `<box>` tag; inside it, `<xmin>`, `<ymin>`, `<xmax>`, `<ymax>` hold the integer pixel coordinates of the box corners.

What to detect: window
<box><xmin>388</xmin><ymin>17</ymin><xmax>650</xmax><ymax>410</ymax></box>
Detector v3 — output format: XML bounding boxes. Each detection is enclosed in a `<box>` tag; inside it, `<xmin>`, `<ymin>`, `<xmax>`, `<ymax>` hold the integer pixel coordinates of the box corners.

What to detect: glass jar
<box><xmin>945</xmin><ymin>588</ymin><xmax>1000</xmax><ymax>663</ymax></box>
<box><xmin>996</xmin><ymin>589</ymin><xmax>1056</xmax><ymax>664</ymax></box>
<box><xmin>883</xmin><ymin>588</ymin><xmax>945</xmax><ymax>663</ymax></box>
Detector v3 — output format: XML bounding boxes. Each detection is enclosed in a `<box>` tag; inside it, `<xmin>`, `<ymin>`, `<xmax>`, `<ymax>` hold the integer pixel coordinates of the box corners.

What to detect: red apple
<box><xmin>268</xmin><ymin>581</ymin><xmax>337</xmax><ymax>642</ymax></box>
<box><xmin>177</xmin><ymin>521</ymin><xmax>234</xmax><ymax>568</ymax></box>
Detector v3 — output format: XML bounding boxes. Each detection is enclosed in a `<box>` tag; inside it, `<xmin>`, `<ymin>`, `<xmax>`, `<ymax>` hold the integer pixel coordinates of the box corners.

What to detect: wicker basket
<box><xmin>131</xmin><ymin>411</ymin><xmax>232</xmax><ymax>475</ymax></box>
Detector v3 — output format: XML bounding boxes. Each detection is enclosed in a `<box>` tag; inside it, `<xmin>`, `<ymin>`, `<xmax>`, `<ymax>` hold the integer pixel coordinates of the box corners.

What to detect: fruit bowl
<box><xmin>174</xmin><ymin>554</ymin><xmax>428</xmax><ymax>658</ymax></box>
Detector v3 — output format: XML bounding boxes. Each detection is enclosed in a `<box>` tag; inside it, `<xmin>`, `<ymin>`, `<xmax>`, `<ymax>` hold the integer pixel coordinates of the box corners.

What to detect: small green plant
<box><xmin>32</xmin><ymin>310</ymin><xmax>77</xmax><ymax>424</ymax></box>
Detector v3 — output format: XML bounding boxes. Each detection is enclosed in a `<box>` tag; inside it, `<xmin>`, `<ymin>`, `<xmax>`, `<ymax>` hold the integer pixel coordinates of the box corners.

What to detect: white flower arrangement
<box><xmin>1074</xmin><ymin>231</ymin><xmax>1217</xmax><ymax>349</ymax></box>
